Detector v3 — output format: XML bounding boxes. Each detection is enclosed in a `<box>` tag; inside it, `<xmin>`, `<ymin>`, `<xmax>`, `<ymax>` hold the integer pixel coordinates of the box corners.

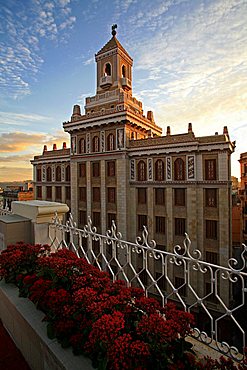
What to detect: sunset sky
<box><xmin>0</xmin><ymin>0</ymin><xmax>246</xmax><ymax>181</ymax></box>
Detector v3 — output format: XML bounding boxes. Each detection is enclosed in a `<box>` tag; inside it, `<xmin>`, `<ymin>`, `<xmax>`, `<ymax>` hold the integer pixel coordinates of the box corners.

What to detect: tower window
<box><xmin>104</xmin><ymin>63</ymin><xmax>111</xmax><ymax>76</ymax></box>
<box><xmin>174</xmin><ymin>158</ymin><xmax>185</xmax><ymax>181</ymax></box>
<box><xmin>205</xmin><ymin>159</ymin><xmax>217</xmax><ymax>180</ymax></box>
<box><xmin>46</xmin><ymin>166</ymin><xmax>52</xmax><ymax>182</ymax></box>
<box><xmin>55</xmin><ymin>166</ymin><xmax>61</xmax><ymax>182</ymax></box>
<box><xmin>155</xmin><ymin>159</ymin><xmax>164</xmax><ymax>181</ymax></box>
<box><xmin>92</xmin><ymin>136</ymin><xmax>99</xmax><ymax>152</ymax></box>
<box><xmin>107</xmin><ymin>133</ymin><xmax>115</xmax><ymax>151</ymax></box>
<box><xmin>79</xmin><ymin>138</ymin><xmax>85</xmax><ymax>154</ymax></box>
<box><xmin>65</xmin><ymin>165</ymin><xmax>70</xmax><ymax>181</ymax></box>
<box><xmin>137</xmin><ymin>160</ymin><xmax>147</xmax><ymax>181</ymax></box>
<box><xmin>122</xmin><ymin>65</ymin><xmax>126</xmax><ymax>78</ymax></box>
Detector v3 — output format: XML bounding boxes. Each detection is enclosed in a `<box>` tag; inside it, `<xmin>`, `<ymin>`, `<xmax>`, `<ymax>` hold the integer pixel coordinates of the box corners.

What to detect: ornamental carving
<box><xmin>188</xmin><ymin>155</ymin><xmax>195</xmax><ymax>179</ymax></box>
<box><xmin>166</xmin><ymin>157</ymin><xmax>172</xmax><ymax>180</ymax></box>
<box><xmin>130</xmin><ymin>159</ymin><xmax>135</xmax><ymax>180</ymax></box>
<box><xmin>148</xmin><ymin>158</ymin><xmax>153</xmax><ymax>180</ymax></box>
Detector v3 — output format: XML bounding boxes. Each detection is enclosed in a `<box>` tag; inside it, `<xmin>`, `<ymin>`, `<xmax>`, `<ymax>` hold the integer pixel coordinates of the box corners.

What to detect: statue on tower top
<box><xmin>112</xmin><ymin>24</ymin><xmax>117</xmax><ymax>37</ymax></box>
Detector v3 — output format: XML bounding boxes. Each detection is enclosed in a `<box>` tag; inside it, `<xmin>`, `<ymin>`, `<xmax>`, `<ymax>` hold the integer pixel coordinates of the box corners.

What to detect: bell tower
<box><xmin>95</xmin><ymin>25</ymin><xmax>133</xmax><ymax>94</ymax></box>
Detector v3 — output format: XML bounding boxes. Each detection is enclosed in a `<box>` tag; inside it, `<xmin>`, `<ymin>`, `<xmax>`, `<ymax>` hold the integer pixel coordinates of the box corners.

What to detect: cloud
<box><xmin>0</xmin><ymin>166</ymin><xmax>33</xmax><ymax>182</ymax></box>
<box><xmin>0</xmin><ymin>1</ymin><xmax>77</xmax><ymax>99</ymax></box>
<box><xmin>0</xmin><ymin>111</ymin><xmax>51</xmax><ymax>128</ymax></box>
<box><xmin>0</xmin><ymin>154</ymin><xmax>33</xmax><ymax>163</ymax></box>
<box><xmin>0</xmin><ymin>130</ymin><xmax>69</xmax><ymax>153</ymax></box>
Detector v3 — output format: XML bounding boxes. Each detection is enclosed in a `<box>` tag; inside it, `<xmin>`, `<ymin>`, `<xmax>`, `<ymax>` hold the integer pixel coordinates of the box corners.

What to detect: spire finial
<box><xmin>112</xmin><ymin>24</ymin><xmax>117</xmax><ymax>37</ymax></box>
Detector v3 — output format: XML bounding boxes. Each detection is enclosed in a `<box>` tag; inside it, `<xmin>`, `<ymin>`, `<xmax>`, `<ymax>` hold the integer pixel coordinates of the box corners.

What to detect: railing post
<box><xmin>11</xmin><ymin>200</ymin><xmax>69</xmax><ymax>245</ymax></box>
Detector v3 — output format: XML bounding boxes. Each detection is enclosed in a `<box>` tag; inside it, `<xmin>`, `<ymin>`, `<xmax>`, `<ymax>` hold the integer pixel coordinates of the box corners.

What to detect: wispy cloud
<box><xmin>0</xmin><ymin>166</ymin><xmax>33</xmax><ymax>182</ymax></box>
<box><xmin>0</xmin><ymin>130</ymin><xmax>69</xmax><ymax>153</ymax></box>
<box><xmin>0</xmin><ymin>0</ymin><xmax>77</xmax><ymax>99</ymax></box>
<box><xmin>0</xmin><ymin>111</ymin><xmax>51</xmax><ymax>128</ymax></box>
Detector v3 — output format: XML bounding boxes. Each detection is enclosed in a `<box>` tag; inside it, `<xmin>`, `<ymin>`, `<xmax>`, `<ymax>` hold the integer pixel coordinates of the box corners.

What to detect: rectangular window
<box><xmin>65</xmin><ymin>186</ymin><xmax>70</xmax><ymax>201</ymax></box>
<box><xmin>92</xmin><ymin>187</ymin><xmax>100</xmax><ymax>202</ymax></box>
<box><xmin>79</xmin><ymin>163</ymin><xmax>86</xmax><ymax>177</ymax></box>
<box><xmin>107</xmin><ymin>161</ymin><xmax>115</xmax><ymax>177</ymax></box>
<box><xmin>206</xmin><ymin>251</ymin><xmax>218</xmax><ymax>265</ymax></box>
<box><xmin>79</xmin><ymin>187</ymin><xmax>86</xmax><ymax>201</ymax></box>
<box><xmin>174</xmin><ymin>188</ymin><xmax>186</xmax><ymax>206</ymax></box>
<box><xmin>174</xmin><ymin>218</ymin><xmax>186</xmax><ymax>236</ymax></box>
<box><xmin>205</xmin><ymin>159</ymin><xmax>216</xmax><ymax>180</ymax></box>
<box><xmin>206</xmin><ymin>220</ymin><xmax>218</xmax><ymax>240</ymax></box>
<box><xmin>155</xmin><ymin>216</ymin><xmax>166</xmax><ymax>234</ymax></box>
<box><xmin>36</xmin><ymin>168</ymin><xmax>41</xmax><ymax>182</ymax></box>
<box><xmin>107</xmin><ymin>213</ymin><xmax>116</xmax><ymax>229</ymax></box>
<box><xmin>175</xmin><ymin>276</ymin><xmax>187</xmax><ymax>297</ymax></box>
<box><xmin>155</xmin><ymin>188</ymin><xmax>165</xmax><ymax>205</ymax></box>
<box><xmin>107</xmin><ymin>187</ymin><xmax>116</xmax><ymax>203</ymax></box>
<box><xmin>37</xmin><ymin>186</ymin><xmax>42</xmax><ymax>199</ymax></box>
<box><xmin>137</xmin><ymin>188</ymin><xmax>147</xmax><ymax>204</ymax></box>
<box><xmin>205</xmin><ymin>188</ymin><xmax>217</xmax><ymax>207</ymax></box>
<box><xmin>79</xmin><ymin>210</ymin><xmax>87</xmax><ymax>226</ymax></box>
<box><xmin>92</xmin><ymin>162</ymin><xmax>100</xmax><ymax>177</ymax></box>
<box><xmin>137</xmin><ymin>214</ymin><xmax>147</xmax><ymax>231</ymax></box>
<box><xmin>55</xmin><ymin>186</ymin><xmax>62</xmax><ymax>201</ymax></box>
<box><xmin>46</xmin><ymin>186</ymin><xmax>52</xmax><ymax>200</ymax></box>
<box><xmin>93</xmin><ymin>211</ymin><xmax>101</xmax><ymax>230</ymax></box>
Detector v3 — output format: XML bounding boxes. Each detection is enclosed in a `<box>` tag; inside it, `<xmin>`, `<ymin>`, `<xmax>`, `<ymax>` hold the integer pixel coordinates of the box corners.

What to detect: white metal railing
<box><xmin>48</xmin><ymin>213</ymin><xmax>246</xmax><ymax>362</ymax></box>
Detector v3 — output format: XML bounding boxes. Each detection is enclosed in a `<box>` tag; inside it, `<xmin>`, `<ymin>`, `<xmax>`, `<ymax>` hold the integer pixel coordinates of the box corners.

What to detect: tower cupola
<box><xmin>95</xmin><ymin>25</ymin><xmax>133</xmax><ymax>93</ymax></box>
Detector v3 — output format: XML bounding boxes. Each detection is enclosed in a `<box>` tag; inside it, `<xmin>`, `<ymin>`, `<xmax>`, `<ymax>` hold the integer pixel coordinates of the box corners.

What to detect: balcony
<box><xmin>99</xmin><ymin>75</ymin><xmax>112</xmax><ymax>88</ymax></box>
<box><xmin>0</xmin><ymin>202</ymin><xmax>246</xmax><ymax>366</ymax></box>
<box><xmin>121</xmin><ymin>77</ymin><xmax>132</xmax><ymax>90</ymax></box>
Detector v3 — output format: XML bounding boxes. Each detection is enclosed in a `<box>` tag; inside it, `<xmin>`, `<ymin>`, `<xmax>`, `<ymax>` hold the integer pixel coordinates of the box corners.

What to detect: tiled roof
<box><xmin>96</xmin><ymin>36</ymin><xmax>132</xmax><ymax>60</ymax></box>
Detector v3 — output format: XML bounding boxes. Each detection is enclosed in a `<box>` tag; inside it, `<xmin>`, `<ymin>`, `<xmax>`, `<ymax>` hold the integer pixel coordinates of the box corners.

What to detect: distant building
<box><xmin>231</xmin><ymin>176</ymin><xmax>239</xmax><ymax>192</ymax></box>
<box><xmin>3</xmin><ymin>181</ymin><xmax>34</xmax><ymax>210</ymax></box>
<box><xmin>239</xmin><ymin>152</ymin><xmax>247</xmax><ymax>245</ymax></box>
<box><xmin>31</xmin><ymin>28</ymin><xmax>235</xmax><ymax>303</ymax></box>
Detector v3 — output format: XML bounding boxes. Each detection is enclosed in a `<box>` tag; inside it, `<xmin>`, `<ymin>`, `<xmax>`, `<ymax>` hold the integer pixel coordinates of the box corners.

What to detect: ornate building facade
<box><xmin>31</xmin><ymin>28</ymin><xmax>235</xmax><ymax>287</ymax></box>
<box><xmin>239</xmin><ymin>152</ymin><xmax>247</xmax><ymax>245</ymax></box>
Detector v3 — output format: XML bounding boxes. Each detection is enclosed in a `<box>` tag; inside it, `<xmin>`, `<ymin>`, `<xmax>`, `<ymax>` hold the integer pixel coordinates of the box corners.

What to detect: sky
<box><xmin>0</xmin><ymin>0</ymin><xmax>246</xmax><ymax>182</ymax></box>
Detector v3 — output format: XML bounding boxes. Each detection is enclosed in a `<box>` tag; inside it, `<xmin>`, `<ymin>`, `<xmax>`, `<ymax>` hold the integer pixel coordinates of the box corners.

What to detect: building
<box><xmin>31</xmin><ymin>27</ymin><xmax>235</xmax><ymax>280</ymax></box>
<box><xmin>2</xmin><ymin>181</ymin><xmax>34</xmax><ymax>210</ymax></box>
<box><xmin>239</xmin><ymin>152</ymin><xmax>247</xmax><ymax>245</ymax></box>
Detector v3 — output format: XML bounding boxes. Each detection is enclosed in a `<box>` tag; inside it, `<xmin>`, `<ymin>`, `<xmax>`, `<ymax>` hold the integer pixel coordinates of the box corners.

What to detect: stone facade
<box><xmin>31</xmin><ymin>29</ymin><xmax>235</xmax><ymax>306</ymax></box>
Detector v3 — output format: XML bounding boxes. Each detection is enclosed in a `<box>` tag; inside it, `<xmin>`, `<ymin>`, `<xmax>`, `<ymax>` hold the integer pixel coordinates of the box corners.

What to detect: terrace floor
<box><xmin>0</xmin><ymin>319</ymin><xmax>31</xmax><ymax>370</ymax></box>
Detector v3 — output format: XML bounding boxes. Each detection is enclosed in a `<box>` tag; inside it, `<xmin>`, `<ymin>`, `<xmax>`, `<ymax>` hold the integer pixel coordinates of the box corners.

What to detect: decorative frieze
<box><xmin>166</xmin><ymin>157</ymin><xmax>172</xmax><ymax>180</ymax></box>
<box><xmin>100</xmin><ymin>131</ymin><xmax>105</xmax><ymax>152</ymax></box>
<box><xmin>117</xmin><ymin>128</ymin><xmax>125</xmax><ymax>150</ymax></box>
<box><xmin>71</xmin><ymin>136</ymin><xmax>76</xmax><ymax>155</ymax></box>
<box><xmin>148</xmin><ymin>158</ymin><xmax>153</xmax><ymax>181</ymax></box>
<box><xmin>130</xmin><ymin>159</ymin><xmax>135</xmax><ymax>181</ymax></box>
<box><xmin>187</xmin><ymin>155</ymin><xmax>195</xmax><ymax>180</ymax></box>
<box><xmin>52</xmin><ymin>165</ymin><xmax>55</xmax><ymax>182</ymax></box>
<box><xmin>61</xmin><ymin>164</ymin><xmax>65</xmax><ymax>182</ymax></box>
<box><xmin>42</xmin><ymin>165</ymin><xmax>46</xmax><ymax>182</ymax></box>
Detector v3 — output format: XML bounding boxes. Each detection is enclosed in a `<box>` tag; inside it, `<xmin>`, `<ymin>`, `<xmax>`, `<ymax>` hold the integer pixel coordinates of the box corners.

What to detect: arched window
<box><xmin>107</xmin><ymin>133</ymin><xmax>115</xmax><ymax>151</ymax></box>
<box><xmin>122</xmin><ymin>65</ymin><xmax>126</xmax><ymax>78</ymax></box>
<box><xmin>65</xmin><ymin>165</ymin><xmax>70</xmax><ymax>181</ymax></box>
<box><xmin>137</xmin><ymin>160</ymin><xmax>147</xmax><ymax>181</ymax></box>
<box><xmin>92</xmin><ymin>136</ymin><xmax>99</xmax><ymax>152</ymax></box>
<box><xmin>56</xmin><ymin>166</ymin><xmax>61</xmax><ymax>182</ymax></box>
<box><xmin>155</xmin><ymin>159</ymin><xmax>164</xmax><ymax>181</ymax></box>
<box><xmin>79</xmin><ymin>138</ymin><xmax>85</xmax><ymax>154</ymax></box>
<box><xmin>46</xmin><ymin>166</ymin><xmax>52</xmax><ymax>182</ymax></box>
<box><xmin>174</xmin><ymin>158</ymin><xmax>185</xmax><ymax>181</ymax></box>
<box><xmin>104</xmin><ymin>63</ymin><xmax>111</xmax><ymax>76</ymax></box>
